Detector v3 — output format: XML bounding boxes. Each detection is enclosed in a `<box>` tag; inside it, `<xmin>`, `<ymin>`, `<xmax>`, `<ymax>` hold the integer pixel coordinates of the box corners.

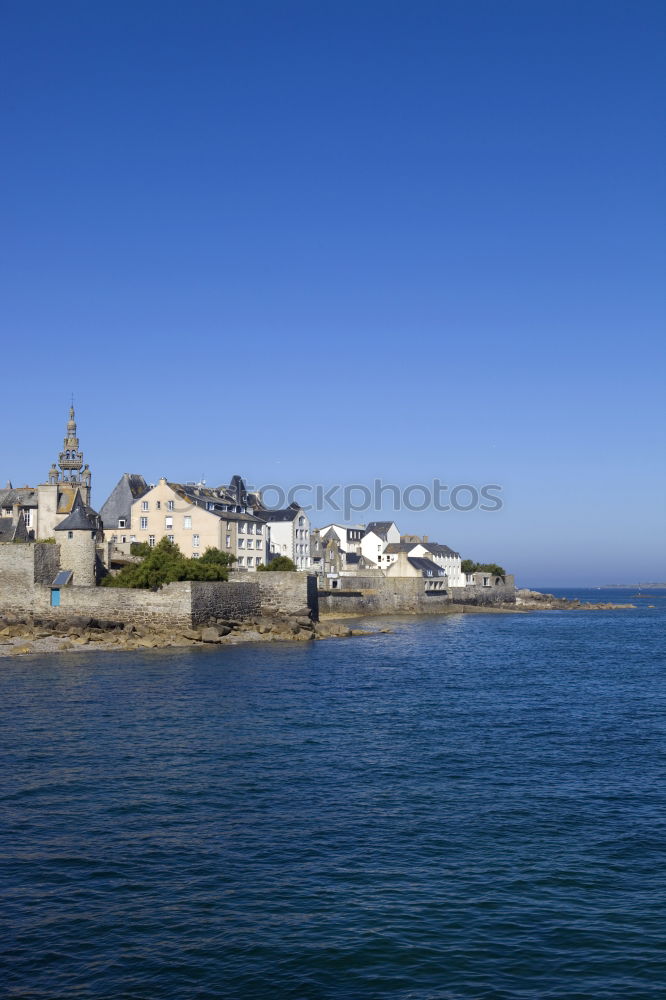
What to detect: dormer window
<box><xmin>118</xmin><ymin>519</ymin><xmax>126</xmax><ymax>528</ymax></box>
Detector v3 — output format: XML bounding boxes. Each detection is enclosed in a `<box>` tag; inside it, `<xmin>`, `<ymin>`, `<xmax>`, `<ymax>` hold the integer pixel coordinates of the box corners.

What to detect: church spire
<box><xmin>57</xmin><ymin>403</ymin><xmax>84</xmax><ymax>482</ymax></box>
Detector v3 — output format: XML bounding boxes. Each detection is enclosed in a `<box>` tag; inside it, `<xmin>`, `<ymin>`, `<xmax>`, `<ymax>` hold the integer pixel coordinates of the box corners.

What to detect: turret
<box><xmin>55</xmin><ymin>489</ymin><xmax>101</xmax><ymax>586</ymax></box>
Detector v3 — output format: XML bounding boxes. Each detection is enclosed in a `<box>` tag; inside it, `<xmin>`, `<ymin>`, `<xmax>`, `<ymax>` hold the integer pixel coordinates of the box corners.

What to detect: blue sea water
<box><xmin>1</xmin><ymin>589</ymin><xmax>665</xmax><ymax>999</ymax></box>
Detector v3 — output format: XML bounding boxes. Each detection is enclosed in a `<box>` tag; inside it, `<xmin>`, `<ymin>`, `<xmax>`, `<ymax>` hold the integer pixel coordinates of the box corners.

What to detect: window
<box><xmin>149</xmin><ymin>535</ymin><xmax>156</xmax><ymax>547</ymax></box>
<box><xmin>256</xmin><ymin>525</ymin><xmax>262</xmax><ymax>534</ymax></box>
<box><xmin>299</xmin><ymin>516</ymin><xmax>305</xmax><ymax>527</ymax></box>
<box><xmin>227</xmin><ymin>521</ymin><xmax>233</xmax><ymax>530</ymax></box>
<box><xmin>246</xmin><ymin>539</ymin><xmax>253</xmax><ymax>549</ymax></box>
<box><xmin>238</xmin><ymin>523</ymin><xmax>245</xmax><ymax>533</ymax></box>
<box><xmin>238</xmin><ymin>538</ymin><xmax>244</xmax><ymax>548</ymax></box>
<box><xmin>192</xmin><ymin>552</ymin><xmax>200</xmax><ymax>559</ymax></box>
<box><xmin>237</xmin><ymin>556</ymin><xmax>244</xmax><ymax>566</ymax></box>
<box><xmin>165</xmin><ymin>517</ymin><xmax>173</xmax><ymax>529</ymax></box>
<box><xmin>130</xmin><ymin>534</ymin><xmax>136</xmax><ymax>542</ymax></box>
<box><xmin>141</xmin><ymin>501</ymin><xmax>149</xmax><ymax>511</ymax></box>
<box><xmin>256</xmin><ymin>557</ymin><xmax>263</xmax><ymax>566</ymax></box>
<box><xmin>247</xmin><ymin>556</ymin><xmax>253</xmax><ymax>566</ymax></box>
<box><xmin>140</xmin><ymin>517</ymin><xmax>148</xmax><ymax>530</ymax></box>
<box><xmin>193</xmin><ymin>534</ymin><xmax>200</xmax><ymax>547</ymax></box>
<box><xmin>156</xmin><ymin>501</ymin><xmax>161</xmax><ymax>510</ymax></box>
<box><xmin>167</xmin><ymin>534</ymin><xmax>174</xmax><ymax>543</ymax></box>
<box><xmin>207</xmin><ymin>503</ymin><xmax>215</xmax><ymax>511</ymax></box>
<box><xmin>118</xmin><ymin>518</ymin><xmax>126</xmax><ymax>528</ymax></box>
<box><xmin>24</xmin><ymin>510</ymin><xmax>32</xmax><ymax>527</ymax></box>
<box><xmin>226</xmin><ymin>534</ymin><xmax>231</xmax><ymax>548</ymax></box>
<box><xmin>183</xmin><ymin>516</ymin><xmax>192</xmax><ymax>529</ymax></box>
<box><xmin>121</xmin><ymin>535</ymin><xmax>127</xmax><ymax>544</ymax></box>
<box><xmin>167</xmin><ymin>500</ymin><xmax>175</xmax><ymax>511</ymax></box>
<box><xmin>67</xmin><ymin>531</ymin><xmax>73</xmax><ymax>539</ymax></box>
<box><xmin>246</xmin><ymin>523</ymin><xmax>253</xmax><ymax>534</ymax></box>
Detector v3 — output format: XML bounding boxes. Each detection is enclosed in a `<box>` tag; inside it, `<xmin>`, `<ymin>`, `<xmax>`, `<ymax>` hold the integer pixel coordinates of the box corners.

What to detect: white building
<box><xmin>360</xmin><ymin>521</ymin><xmax>400</xmax><ymax>566</ymax></box>
<box><xmin>258</xmin><ymin>503</ymin><xmax>311</xmax><ymax>570</ymax></box>
<box><xmin>317</xmin><ymin>523</ymin><xmax>365</xmax><ymax>554</ymax></box>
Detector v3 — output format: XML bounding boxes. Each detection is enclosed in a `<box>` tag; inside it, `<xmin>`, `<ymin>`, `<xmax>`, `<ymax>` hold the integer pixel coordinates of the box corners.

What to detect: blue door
<box><xmin>50</xmin><ymin>588</ymin><xmax>60</xmax><ymax>607</ymax></box>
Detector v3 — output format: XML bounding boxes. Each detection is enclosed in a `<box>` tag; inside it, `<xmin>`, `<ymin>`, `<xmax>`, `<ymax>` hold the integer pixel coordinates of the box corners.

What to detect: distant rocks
<box><xmin>515</xmin><ymin>589</ymin><xmax>636</xmax><ymax>611</ymax></box>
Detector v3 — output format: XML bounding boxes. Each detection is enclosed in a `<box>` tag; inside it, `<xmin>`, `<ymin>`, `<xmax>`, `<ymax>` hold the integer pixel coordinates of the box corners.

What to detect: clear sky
<box><xmin>1</xmin><ymin>0</ymin><xmax>664</xmax><ymax>586</ymax></box>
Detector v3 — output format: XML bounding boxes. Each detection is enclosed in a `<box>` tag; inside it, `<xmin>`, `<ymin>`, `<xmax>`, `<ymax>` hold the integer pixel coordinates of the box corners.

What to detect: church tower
<box><xmin>47</xmin><ymin>404</ymin><xmax>92</xmax><ymax>505</ymax></box>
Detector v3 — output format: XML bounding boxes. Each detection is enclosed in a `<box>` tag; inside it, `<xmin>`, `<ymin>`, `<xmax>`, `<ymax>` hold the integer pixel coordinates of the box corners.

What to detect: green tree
<box><xmin>461</xmin><ymin>558</ymin><xmax>506</xmax><ymax>577</ymax></box>
<box><xmin>103</xmin><ymin>538</ymin><xmax>235</xmax><ymax>588</ymax></box>
<box><xmin>257</xmin><ymin>555</ymin><xmax>297</xmax><ymax>572</ymax></box>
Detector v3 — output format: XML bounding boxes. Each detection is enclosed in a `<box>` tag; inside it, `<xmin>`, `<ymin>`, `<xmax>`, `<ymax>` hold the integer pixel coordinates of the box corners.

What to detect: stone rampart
<box><xmin>230</xmin><ymin>571</ymin><xmax>318</xmax><ymax>618</ymax></box>
<box><xmin>318</xmin><ymin>574</ymin><xmax>515</xmax><ymax>616</ymax></box>
<box><xmin>0</xmin><ymin>543</ymin><xmax>318</xmax><ymax>629</ymax></box>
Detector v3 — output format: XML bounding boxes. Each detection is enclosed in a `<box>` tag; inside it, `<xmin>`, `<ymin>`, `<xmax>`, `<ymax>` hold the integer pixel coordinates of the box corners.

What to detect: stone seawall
<box><xmin>318</xmin><ymin>575</ymin><xmax>515</xmax><ymax>616</ymax></box>
<box><xmin>230</xmin><ymin>571</ymin><xmax>318</xmax><ymax>619</ymax></box>
<box><xmin>0</xmin><ymin>544</ymin><xmax>318</xmax><ymax>629</ymax></box>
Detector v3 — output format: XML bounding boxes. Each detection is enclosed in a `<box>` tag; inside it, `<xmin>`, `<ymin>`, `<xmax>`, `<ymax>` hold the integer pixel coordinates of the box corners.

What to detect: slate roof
<box><xmin>168</xmin><ymin>483</ymin><xmax>265</xmax><ymax>524</ymax></box>
<box><xmin>345</xmin><ymin>552</ymin><xmax>361</xmax><ymax>564</ymax></box>
<box><xmin>407</xmin><ymin>557</ymin><xmax>446</xmax><ymax>577</ymax></box>
<box><xmin>99</xmin><ymin>473</ymin><xmax>149</xmax><ymax>528</ymax></box>
<box><xmin>55</xmin><ymin>490</ymin><xmax>102</xmax><ymax>532</ymax></box>
<box><xmin>421</xmin><ymin>542</ymin><xmax>460</xmax><ymax>558</ymax></box>
<box><xmin>364</xmin><ymin>521</ymin><xmax>395</xmax><ymax>540</ymax></box>
<box><xmin>0</xmin><ymin>517</ymin><xmax>16</xmax><ymax>541</ymax></box>
<box><xmin>0</xmin><ymin>487</ymin><xmax>38</xmax><ymax>509</ymax></box>
<box><xmin>255</xmin><ymin>503</ymin><xmax>302</xmax><ymax>523</ymax></box>
<box><xmin>384</xmin><ymin>542</ymin><xmax>418</xmax><ymax>554</ymax></box>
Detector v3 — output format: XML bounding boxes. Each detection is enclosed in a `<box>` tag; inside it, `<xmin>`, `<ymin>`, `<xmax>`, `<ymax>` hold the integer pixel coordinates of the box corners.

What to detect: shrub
<box><xmin>103</xmin><ymin>538</ymin><xmax>235</xmax><ymax>588</ymax></box>
<box><xmin>257</xmin><ymin>555</ymin><xmax>297</xmax><ymax>572</ymax></box>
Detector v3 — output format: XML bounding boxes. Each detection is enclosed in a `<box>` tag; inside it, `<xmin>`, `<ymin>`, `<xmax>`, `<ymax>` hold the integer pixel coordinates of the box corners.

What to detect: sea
<box><xmin>1</xmin><ymin>588</ymin><xmax>665</xmax><ymax>999</ymax></box>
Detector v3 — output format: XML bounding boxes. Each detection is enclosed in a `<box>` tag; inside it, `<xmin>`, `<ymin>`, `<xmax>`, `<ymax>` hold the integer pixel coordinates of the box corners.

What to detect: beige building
<box><xmin>129</xmin><ymin>478</ymin><xmax>267</xmax><ymax>570</ymax></box>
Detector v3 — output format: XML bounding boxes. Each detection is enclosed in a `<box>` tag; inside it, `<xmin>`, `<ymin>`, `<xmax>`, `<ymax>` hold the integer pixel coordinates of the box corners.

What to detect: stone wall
<box><xmin>318</xmin><ymin>574</ymin><xmax>516</xmax><ymax>616</ymax></box>
<box><xmin>231</xmin><ymin>571</ymin><xmax>318</xmax><ymax>618</ymax></box>
<box><xmin>0</xmin><ymin>542</ymin><xmax>60</xmax><ymax>615</ymax></box>
<box><xmin>450</xmin><ymin>575</ymin><xmax>515</xmax><ymax>606</ymax></box>
<box><xmin>189</xmin><ymin>581</ymin><xmax>261</xmax><ymax>625</ymax></box>
<box><xmin>0</xmin><ymin>543</ymin><xmax>318</xmax><ymax>629</ymax></box>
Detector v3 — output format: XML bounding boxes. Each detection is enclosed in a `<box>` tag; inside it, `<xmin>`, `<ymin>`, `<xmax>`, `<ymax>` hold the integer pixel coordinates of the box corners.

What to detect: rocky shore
<box><xmin>0</xmin><ymin>609</ymin><xmax>391</xmax><ymax>658</ymax></box>
<box><xmin>515</xmin><ymin>589</ymin><xmax>636</xmax><ymax>611</ymax></box>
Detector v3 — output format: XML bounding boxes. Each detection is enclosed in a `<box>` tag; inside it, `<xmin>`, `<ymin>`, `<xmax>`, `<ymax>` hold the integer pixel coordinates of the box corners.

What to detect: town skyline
<box><xmin>2</xmin><ymin>2</ymin><xmax>664</xmax><ymax>587</ymax></box>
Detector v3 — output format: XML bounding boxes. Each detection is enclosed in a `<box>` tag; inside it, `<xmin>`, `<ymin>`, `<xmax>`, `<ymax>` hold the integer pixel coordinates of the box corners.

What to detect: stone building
<box><xmin>54</xmin><ymin>489</ymin><xmax>103</xmax><ymax>587</ymax></box>
<box><xmin>127</xmin><ymin>477</ymin><xmax>268</xmax><ymax>569</ymax></box>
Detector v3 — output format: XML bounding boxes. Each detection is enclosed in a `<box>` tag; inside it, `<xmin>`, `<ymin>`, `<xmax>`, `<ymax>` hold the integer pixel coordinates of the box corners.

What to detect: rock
<box><xmin>181</xmin><ymin>629</ymin><xmax>202</xmax><ymax>641</ymax></box>
<box><xmin>59</xmin><ymin>640</ymin><xmax>74</xmax><ymax>650</ymax></box>
<box><xmin>295</xmin><ymin>617</ymin><xmax>313</xmax><ymax>629</ymax></box>
<box><xmin>14</xmin><ymin>644</ymin><xmax>34</xmax><ymax>655</ymax></box>
<box><xmin>200</xmin><ymin>626</ymin><xmax>222</xmax><ymax>643</ymax></box>
<box><xmin>217</xmin><ymin>626</ymin><xmax>231</xmax><ymax>636</ymax></box>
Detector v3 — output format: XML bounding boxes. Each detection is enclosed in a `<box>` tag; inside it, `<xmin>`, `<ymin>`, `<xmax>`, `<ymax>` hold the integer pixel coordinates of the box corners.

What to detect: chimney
<box><xmin>12</xmin><ymin>502</ymin><xmax>21</xmax><ymax>525</ymax></box>
<box><xmin>423</xmin><ymin>535</ymin><xmax>429</xmax><ymax>543</ymax></box>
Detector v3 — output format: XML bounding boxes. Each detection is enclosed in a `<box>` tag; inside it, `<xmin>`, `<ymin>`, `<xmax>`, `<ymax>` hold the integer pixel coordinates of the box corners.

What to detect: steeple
<box><xmin>57</xmin><ymin>404</ymin><xmax>84</xmax><ymax>482</ymax></box>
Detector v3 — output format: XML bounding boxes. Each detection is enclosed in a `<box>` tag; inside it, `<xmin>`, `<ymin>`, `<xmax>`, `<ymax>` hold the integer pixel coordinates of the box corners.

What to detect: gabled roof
<box><xmin>55</xmin><ymin>490</ymin><xmax>101</xmax><ymax>532</ymax></box>
<box><xmin>407</xmin><ymin>557</ymin><xmax>446</xmax><ymax>577</ymax></box>
<box><xmin>384</xmin><ymin>542</ymin><xmax>417</xmax><ymax>554</ymax></box>
<box><xmin>100</xmin><ymin>473</ymin><xmax>149</xmax><ymax>528</ymax></box>
<box><xmin>364</xmin><ymin>521</ymin><xmax>395</xmax><ymax>540</ymax></box>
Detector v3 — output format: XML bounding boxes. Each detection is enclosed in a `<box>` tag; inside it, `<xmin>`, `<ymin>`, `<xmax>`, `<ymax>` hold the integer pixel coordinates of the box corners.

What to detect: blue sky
<box><xmin>1</xmin><ymin>0</ymin><xmax>664</xmax><ymax>585</ymax></box>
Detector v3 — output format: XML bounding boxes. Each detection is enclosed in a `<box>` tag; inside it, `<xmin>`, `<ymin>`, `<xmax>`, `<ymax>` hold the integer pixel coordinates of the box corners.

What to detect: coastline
<box><xmin>0</xmin><ymin>591</ymin><xmax>639</xmax><ymax>658</ymax></box>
